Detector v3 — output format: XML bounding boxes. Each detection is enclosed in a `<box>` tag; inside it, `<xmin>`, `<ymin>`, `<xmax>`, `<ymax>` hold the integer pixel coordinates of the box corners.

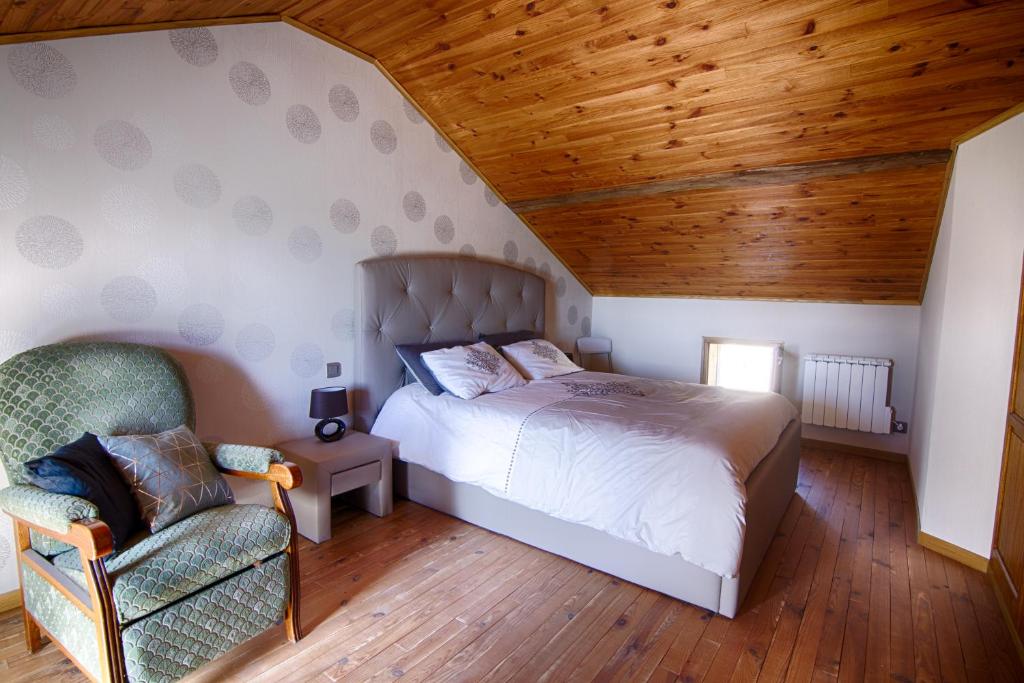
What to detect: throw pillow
<box><xmin>500</xmin><ymin>339</ymin><xmax>584</xmax><ymax>380</ymax></box>
<box><xmin>395</xmin><ymin>340</ymin><xmax>472</xmax><ymax>395</ymax></box>
<box><xmin>419</xmin><ymin>341</ymin><xmax>526</xmax><ymax>399</ymax></box>
<box><xmin>99</xmin><ymin>425</ymin><xmax>234</xmax><ymax>532</ymax></box>
<box><xmin>24</xmin><ymin>432</ymin><xmax>145</xmax><ymax>550</ymax></box>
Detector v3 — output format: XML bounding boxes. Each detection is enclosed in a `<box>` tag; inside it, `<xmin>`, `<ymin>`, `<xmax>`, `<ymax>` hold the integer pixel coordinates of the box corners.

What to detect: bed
<box><xmin>353</xmin><ymin>255</ymin><xmax>800</xmax><ymax>617</ymax></box>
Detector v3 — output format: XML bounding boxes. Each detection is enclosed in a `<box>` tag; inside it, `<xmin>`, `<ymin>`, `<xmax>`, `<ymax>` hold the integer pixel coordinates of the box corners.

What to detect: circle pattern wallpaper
<box><xmin>371</xmin><ymin>225</ymin><xmax>398</xmax><ymax>256</ymax></box>
<box><xmin>101</xmin><ymin>276</ymin><xmax>157</xmax><ymax>323</ymax></box>
<box><xmin>178</xmin><ymin>303</ymin><xmax>225</xmax><ymax>346</ymax></box>
<box><xmin>434</xmin><ymin>215</ymin><xmax>455</xmax><ymax>244</ymax></box>
<box><xmin>329</xmin><ymin>84</ymin><xmax>360</xmax><ymax>122</ymax></box>
<box><xmin>286</xmin><ymin>104</ymin><xmax>321</xmax><ymax>144</ymax></box>
<box><xmin>174</xmin><ymin>163</ymin><xmax>222</xmax><ymax>208</ymax></box>
<box><xmin>330</xmin><ymin>198</ymin><xmax>360</xmax><ymax>233</ymax></box>
<box><xmin>331</xmin><ymin>308</ymin><xmax>355</xmax><ymax>341</ymax></box>
<box><xmin>0</xmin><ymin>154</ymin><xmax>29</xmax><ymax>209</ymax></box>
<box><xmin>402</xmin><ymin>99</ymin><xmax>424</xmax><ymax>124</ymax></box>
<box><xmin>403</xmin><ymin>191</ymin><xmax>426</xmax><ymax>222</ymax></box>
<box><xmin>16</xmin><ymin>215</ymin><xmax>83</xmax><ymax>269</ymax></box>
<box><xmin>233</xmin><ymin>195</ymin><xmax>274</xmax><ymax>235</ymax></box>
<box><xmin>503</xmin><ymin>240</ymin><xmax>518</xmax><ymax>264</ymax></box>
<box><xmin>459</xmin><ymin>161</ymin><xmax>477</xmax><ymax>185</ymax></box>
<box><xmin>290</xmin><ymin>342</ymin><xmax>324</xmax><ymax>378</ymax></box>
<box><xmin>101</xmin><ymin>184</ymin><xmax>158</xmax><ymax>236</ymax></box>
<box><xmin>288</xmin><ymin>226</ymin><xmax>323</xmax><ymax>263</ymax></box>
<box><xmin>8</xmin><ymin>43</ymin><xmax>76</xmax><ymax>98</ymax></box>
<box><xmin>32</xmin><ymin>113</ymin><xmax>76</xmax><ymax>151</ymax></box>
<box><xmin>370</xmin><ymin>120</ymin><xmax>397</xmax><ymax>154</ymax></box>
<box><xmin>94</xmin><ymin>120</ymin><xmax>152</xmax><ymax>171</ymax></box>
<box><xmin>169</xmin><ymin>28</ymin><xmax>218</xmax><ymax>67</ymax></box>
<box><xmin>229</xmin><ymin>61</ymin><xmax>271</xmax><ymax>106</ymax></box>
<box><xmin>236</xmin><ymin>323</ymin><xmax>276</xmax><ymax>361</ymax></box>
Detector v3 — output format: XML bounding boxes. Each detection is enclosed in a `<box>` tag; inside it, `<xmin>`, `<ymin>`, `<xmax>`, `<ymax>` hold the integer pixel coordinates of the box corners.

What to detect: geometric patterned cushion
<box><xmin>53</xmin><ymin>503</ymin><xmax>290</xmax><ymax>623</ymax></box>
<box><xmin>99</xmin><ymin>426</ymin><xmax>234</xmax><ymax>532</ymax></box>
<box><xmin>121</xmin><ymin>553</ymin><xmax>288</xmax><ymax>683</ymax></box>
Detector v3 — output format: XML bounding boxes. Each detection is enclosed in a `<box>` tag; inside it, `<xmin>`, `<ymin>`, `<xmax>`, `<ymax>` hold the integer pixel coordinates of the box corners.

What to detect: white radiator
<box><xmin>801</xmin><ymin>354</ymin><xmax>894</xmax><ymax>434</ymax></box>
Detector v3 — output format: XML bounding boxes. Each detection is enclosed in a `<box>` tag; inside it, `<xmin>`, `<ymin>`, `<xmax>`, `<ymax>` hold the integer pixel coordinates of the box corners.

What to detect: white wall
<box><xmin>0</xmin><ymin>23</ymin><xmax>592</xmax><ymax>593</ymax></box>
<box><xmin>910</xmin><ymin>112</ymin><xmax>1024</xmax><ymax>558</ymax></box>
<box><xmin>592</xmin><ymin>297</ymin><xmax>920</xmax><ymax>453</ymax></box>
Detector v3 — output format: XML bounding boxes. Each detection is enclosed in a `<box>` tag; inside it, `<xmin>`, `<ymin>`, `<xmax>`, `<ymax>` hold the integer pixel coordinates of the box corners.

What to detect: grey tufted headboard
<box><xmin>354</xmin><ymin>255</ymin><xmax>546</xmax><ymax>431</ymax></box>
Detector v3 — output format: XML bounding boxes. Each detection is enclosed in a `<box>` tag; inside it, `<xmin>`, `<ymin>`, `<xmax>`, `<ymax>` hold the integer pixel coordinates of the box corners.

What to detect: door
<box><xmin>991</xmin><ymin>265</ymin><xmax>1024</xmax><ymax>633</ymax></box>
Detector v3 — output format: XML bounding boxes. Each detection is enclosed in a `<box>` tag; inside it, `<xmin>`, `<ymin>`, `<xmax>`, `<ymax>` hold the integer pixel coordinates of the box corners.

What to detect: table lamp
<box><xmin>309</xmin><ymin>386</ymin><xmax>348</xmax><ymax>442</ymax></box>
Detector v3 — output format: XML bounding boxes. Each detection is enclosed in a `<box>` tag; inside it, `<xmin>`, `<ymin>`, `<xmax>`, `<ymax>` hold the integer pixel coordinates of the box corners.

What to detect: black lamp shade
<box><xmin>309</xmin><ymin>387</ymin><xmax>348</xmax><ymax>419</ymax></box>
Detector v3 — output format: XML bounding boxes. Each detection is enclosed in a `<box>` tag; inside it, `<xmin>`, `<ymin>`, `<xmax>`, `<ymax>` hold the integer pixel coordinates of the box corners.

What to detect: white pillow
<box><xmin>500</xmin><ymin>339</ymin><xmax>583</xmax><ymax>380</ymax></box>
<box><xmin>420</xmin><ymin>342</ymin><xmax>526</xmax><ymax>400</ymax></box>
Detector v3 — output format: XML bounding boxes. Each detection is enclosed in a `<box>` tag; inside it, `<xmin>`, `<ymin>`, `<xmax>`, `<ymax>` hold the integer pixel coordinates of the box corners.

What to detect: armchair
<box><xmin>0</xmin><ymin>342</ymin><xmax>303</xmax><ymax>682</ymax></box>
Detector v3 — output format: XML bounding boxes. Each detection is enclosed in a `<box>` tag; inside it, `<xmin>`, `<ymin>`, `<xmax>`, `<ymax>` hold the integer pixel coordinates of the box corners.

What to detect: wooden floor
<box><xmin>2</xmin><ymin>447</ymin><xmax>1022</xmax><ymax>682</ymax></box>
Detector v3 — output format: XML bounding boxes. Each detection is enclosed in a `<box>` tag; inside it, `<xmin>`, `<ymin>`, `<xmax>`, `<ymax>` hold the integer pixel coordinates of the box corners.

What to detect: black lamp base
<box><xmin>314</xmin><ymin>418</ymin><xmax>346</xmax><ymax>442</ymax></box>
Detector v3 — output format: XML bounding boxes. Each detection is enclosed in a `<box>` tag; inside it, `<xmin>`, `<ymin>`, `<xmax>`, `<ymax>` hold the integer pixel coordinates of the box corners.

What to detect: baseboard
<box><xmin>801</xmin><ymin>437</ymin><xmax>906</xmax><ymax>463</ymax></box>
<box><xmin>918</xmin><ymin>530</ymin><xmax>990</xmax><ymax>573</ymax></box>
<box><xmin>0</xmin><ymin>588</ymin><xmax>21</xmax><ymax>612</ymax></box>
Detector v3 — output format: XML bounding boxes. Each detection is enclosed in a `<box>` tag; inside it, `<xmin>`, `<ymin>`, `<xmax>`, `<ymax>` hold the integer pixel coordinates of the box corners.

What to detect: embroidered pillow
<box><xmin>395</xmin><ymin>340</ymin><xmax>472</xmax><ymax>396</ymax></box>
<box><xmin>99</xmin><ymin>425</ymin><xmax>234</xmax><ymax>532</ymax></box>
<box><xmin>500</xmin><ymin>339</ymin><xmax>584</xmax><ymax>380</ymax></box>
<box><xmin>419</xmin><ymin>342</ymin><xmax>526</xmax><ymax>400</ymax></box>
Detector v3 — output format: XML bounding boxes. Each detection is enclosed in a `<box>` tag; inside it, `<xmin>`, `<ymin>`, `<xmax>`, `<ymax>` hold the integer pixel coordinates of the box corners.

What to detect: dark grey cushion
<box><xmin>99</xmin><ymin>425</ymin><xmax>234</xmax><ymax>532</ymax></box>
<box><xmin>478</xmin><ymin>329</ymin><xmax>536</xmax><ymax>348</ymax></box>
<box><xmin>395</xmin><ymin>340</ymin><xmax>472</xmax><ymax>396</ymax></box>
<box><xmin>24</xmin><ymin>432</ymin><xmax>144</xmax><ymax>550</ymax></box>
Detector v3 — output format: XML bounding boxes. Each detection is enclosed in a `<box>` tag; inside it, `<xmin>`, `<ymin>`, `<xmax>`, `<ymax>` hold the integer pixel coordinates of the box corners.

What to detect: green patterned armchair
<box><xmin>0</xmin><ymin>342</ymin><xmax>303</xmax><ymax>682</ymax></box>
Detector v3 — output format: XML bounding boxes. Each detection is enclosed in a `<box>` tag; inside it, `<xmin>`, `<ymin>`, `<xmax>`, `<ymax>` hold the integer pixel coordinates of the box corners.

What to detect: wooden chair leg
<box><xmin>21</xmin><ymin>607</ymin><xmax>42</xmax><ymax>653</ymax></box>
<box><xmin>272</xmin><ymin>483</ymin><xmax>303</xmax><ymax>643</ymax></box>
<box><xmin>13</xmin><ymin>521</ymin><xmax>42</xmax><ymax>653</ymax></box>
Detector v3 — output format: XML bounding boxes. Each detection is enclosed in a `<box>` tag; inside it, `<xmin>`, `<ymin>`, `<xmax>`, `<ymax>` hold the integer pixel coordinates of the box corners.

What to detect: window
<box><xmin>701</xmin><ymin>337</ymin><xmax>783</xmax><ymax>393</ymax></box>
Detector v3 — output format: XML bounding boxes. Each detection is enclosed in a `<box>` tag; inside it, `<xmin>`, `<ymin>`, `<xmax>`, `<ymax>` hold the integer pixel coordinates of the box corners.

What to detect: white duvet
<box><xmin>371</xmin><ymin>371</ymin><xmax>797</xmax><ymax>577</ymax></box>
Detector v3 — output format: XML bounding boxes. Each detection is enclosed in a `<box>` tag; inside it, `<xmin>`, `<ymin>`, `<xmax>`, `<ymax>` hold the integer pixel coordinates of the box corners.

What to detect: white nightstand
<box><xmin>274</xmin><ymin>432</ymin><xmax>393</xmax><ymax>543</ymax></box>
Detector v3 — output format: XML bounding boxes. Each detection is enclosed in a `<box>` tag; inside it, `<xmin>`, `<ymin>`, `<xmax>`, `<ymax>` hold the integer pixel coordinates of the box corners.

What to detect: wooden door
<box><xmin>991</xmin><ymin>266</ymin><xmax>1024</xmax><ymax>637</ymax></box>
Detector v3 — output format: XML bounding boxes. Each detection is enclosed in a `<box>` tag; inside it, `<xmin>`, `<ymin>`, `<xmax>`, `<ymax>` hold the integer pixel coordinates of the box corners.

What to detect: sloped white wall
<box><xmin>910</xmin><ymin>112</ymin><xmax>1024</xmax><ymax>558</ymax></box>
<box><xmin>0</xmin><ymin>23</ymin><xmax>591</xmax><ymax>592</ymax></box>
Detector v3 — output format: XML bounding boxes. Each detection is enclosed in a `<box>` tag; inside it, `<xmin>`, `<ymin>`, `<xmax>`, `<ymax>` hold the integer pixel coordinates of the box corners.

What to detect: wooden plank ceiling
<box><xmin>3</xmin><ymin>0</ymin><xmax>1024</xmax><ymax>302</ymax></box>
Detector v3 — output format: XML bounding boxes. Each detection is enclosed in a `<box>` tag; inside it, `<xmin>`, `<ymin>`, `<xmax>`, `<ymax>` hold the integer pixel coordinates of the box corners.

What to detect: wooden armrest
<box><xmin>218</xmin><ymin>461</ymin><xmax>303</xmax><ymax>490</ymax></box>
<box><xmin>12</xmin><ymin>514</ymin><xmax>114</xmax><ymax>561</ymax></box>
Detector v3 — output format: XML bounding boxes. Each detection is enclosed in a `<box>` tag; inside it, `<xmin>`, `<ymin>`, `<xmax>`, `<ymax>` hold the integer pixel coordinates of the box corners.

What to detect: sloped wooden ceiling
<box><xmin>3</xmin><ymin>0</ymin><xmax>1024</xmax><ymax>303</ymax></box>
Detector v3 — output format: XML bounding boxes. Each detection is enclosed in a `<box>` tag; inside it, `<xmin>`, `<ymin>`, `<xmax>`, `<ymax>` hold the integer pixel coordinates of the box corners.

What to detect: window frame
<box><xmin>700</xmin><ymin>336</ymin><xmax>785</xmax><ymax>394</ymax></box>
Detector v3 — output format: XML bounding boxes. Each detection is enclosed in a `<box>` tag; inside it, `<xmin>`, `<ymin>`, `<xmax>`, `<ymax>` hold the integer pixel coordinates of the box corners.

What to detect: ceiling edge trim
<box><xmin>509</xmin><ymin>149</ymin><xmax>952</xmax><ymax>214</ymax></box>
<box><xmin>0</xmin><ymin>14</ymin><xmax>279</xmax><ymax>45</ymax></box>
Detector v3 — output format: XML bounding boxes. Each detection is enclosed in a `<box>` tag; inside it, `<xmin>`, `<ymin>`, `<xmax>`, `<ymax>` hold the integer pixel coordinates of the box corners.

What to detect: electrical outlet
<box><xmin>893</xmin><ymin>420</ymin><xmax>908</xmax><ymax>434</ymax></box>
<box><xmin>326</xmin><ymin>362</ymin><xmax>342</xmax><ymax>378</ymax></box>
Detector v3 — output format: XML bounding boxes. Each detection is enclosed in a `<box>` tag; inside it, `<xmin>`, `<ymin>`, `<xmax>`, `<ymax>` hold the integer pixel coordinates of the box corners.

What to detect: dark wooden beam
<box><xmin>509</xmin><ymin>149</ymin><xmax>952</xmax><ymax>214</ymax></box>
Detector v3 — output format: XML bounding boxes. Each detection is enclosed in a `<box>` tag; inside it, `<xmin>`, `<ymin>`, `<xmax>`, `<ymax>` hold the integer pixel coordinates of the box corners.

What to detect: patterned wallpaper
<box><xmin>0</xmin><ymin>22</ymin><xmax>592</xmax><ymax>592</ymax></box>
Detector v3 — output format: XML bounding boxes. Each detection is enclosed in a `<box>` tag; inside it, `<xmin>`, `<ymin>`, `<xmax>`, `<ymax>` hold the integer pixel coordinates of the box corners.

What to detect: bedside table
<box><xmin>274</xmin><ymin>432</ymin><xmax>393</xmax><ymax>543</ymax></box>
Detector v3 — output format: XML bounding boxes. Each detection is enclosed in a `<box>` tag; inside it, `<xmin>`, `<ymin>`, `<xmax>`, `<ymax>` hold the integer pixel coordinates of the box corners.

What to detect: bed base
<box><xmin>393</xmin><ymin>419</ymin><xmax>801</xmax><ymax>618</ymax></box>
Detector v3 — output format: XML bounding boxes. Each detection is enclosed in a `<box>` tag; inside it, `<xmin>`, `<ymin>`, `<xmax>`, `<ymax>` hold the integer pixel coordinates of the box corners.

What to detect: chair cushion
<box><xmin>54</xmin><ymin>503</ymin><xmax>290</xmax><ymax>623</ymax></box>
<box><xmin>98</xmin><ymin>425</ymin><xmax>234</xmax><ymax>532</ymax></box>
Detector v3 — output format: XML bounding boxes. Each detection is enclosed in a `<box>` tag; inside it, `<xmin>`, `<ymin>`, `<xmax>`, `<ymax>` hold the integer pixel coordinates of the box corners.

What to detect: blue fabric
<box><xmin>478</xmin><ymin>329</ymin><xmax>537</xmax><ymax>348</ymax></box>
<box><xmin>24</xmin><ymin>432</ymin><xmax>143</xmax><ymax>549</ymax></box>
<box><xmin>394</xmin><ymin>340</ymin><xmax>471</xmax><ymax>395</ymax></box>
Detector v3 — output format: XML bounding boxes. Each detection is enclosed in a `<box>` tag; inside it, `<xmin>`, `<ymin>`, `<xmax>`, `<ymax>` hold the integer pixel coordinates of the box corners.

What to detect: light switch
<box><xmin>326</xmin><ymin>362</ymin><xmax>342</xmax><ymax>378</ymax></box>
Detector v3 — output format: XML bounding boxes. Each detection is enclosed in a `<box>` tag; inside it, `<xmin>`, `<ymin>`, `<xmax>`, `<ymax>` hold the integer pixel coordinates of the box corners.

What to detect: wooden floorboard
<box><xmin>1</xmin><ymin>447</ymin><xmax>1021</xmax><ymax>682</ymax></box>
